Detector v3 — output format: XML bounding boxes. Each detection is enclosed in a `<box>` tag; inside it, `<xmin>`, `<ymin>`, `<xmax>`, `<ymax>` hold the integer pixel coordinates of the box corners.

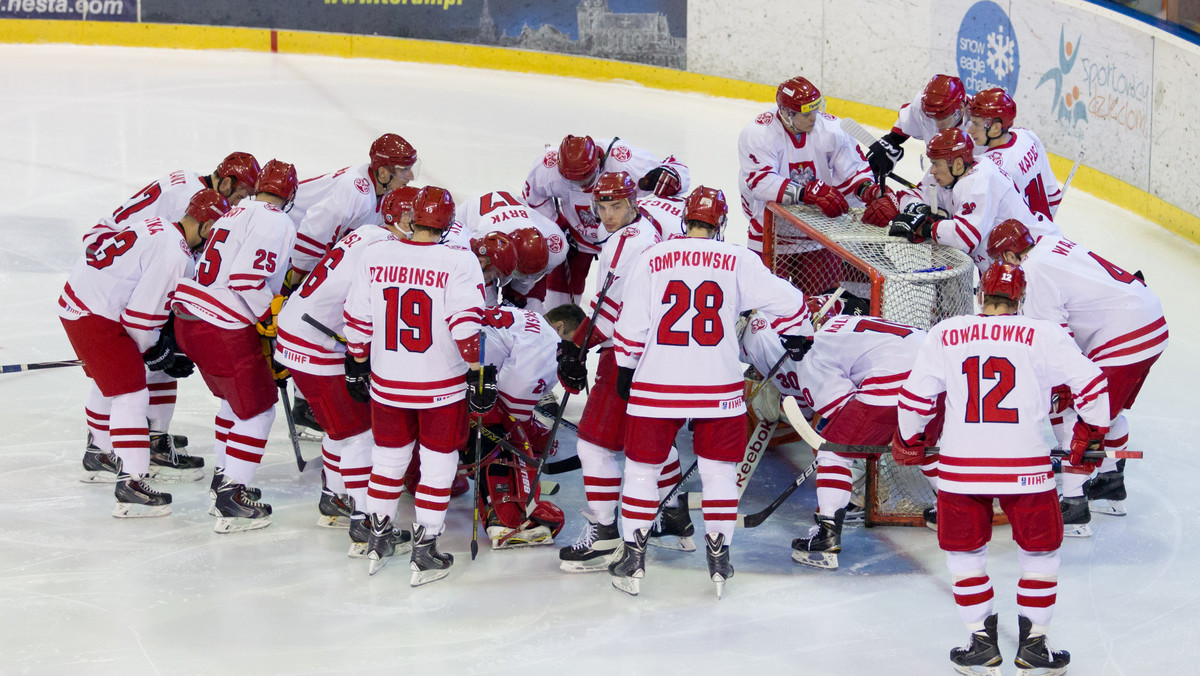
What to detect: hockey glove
<box><xmin>163</xmin><ymin>355</ymin><xmax>195</xmax><ymax>379</ymax></box>
<box><xmin>891</xmin><ymin>429</ymin><xmax>926</xmax><ymax>466</ymax></box>
<box><xmin>344</xmin><ymin>354</ymin><xmax>371</xmax><ymax>403</ymax></box>
<box><xmin>638</xmin><ymin>165</ymin><xmax>682</xmax><ymax>198</ymax></box>
<box><xmin>616</xmin><ymin>366</ymin><xmax>635</xmax><ymax>402</ymax></box>
<box><xmin>143</xmin><ymin>331</ymin><xmax>181</xmax><ymax>372</ymax></box>
<box><xmin>780</xmin><ymin>334</ymin><xmax>814</xmax><ymax>362</ymax></box>
<box><xmin>862</xmin><ymin>192</ymin><xmax>901</xmax><ymax>228</ymax></box>
<box><xmin>256</xmin><ymin>295</ymin><xmax>285</xmax><ymax>338</ymax></box>
<box><xmin>802</xmin><ymin>180</ymin><xmax>850</xmax><ymax>218</ymax></box>
<box><xmin>260</xmin><ymin>336</ymin><xmax>290</xmax><ymax>383</ymax></box>
<box><xmin>281</xmin><ymin>268</ymin><xmax>306</xmax><ymax>298</ymax></box>
<box><xmin>556</xmin><ymin>339</ymin><xmax>588</xmax><ymax>394</ymax></box>
<box><xmin>867</xmin><ymin>132</ymin><xmax>906</xmax><ymax>178</ymax></box>
<box><xmin>781</xmin><ymin>180</ymin><xmax>804</xmax><ymax>207</ymax></box>
<box><xmin>466</xmin><ymin>364</ymin><xmax>499</xmax><ymax>415</ymax></box>
<box><xmin>888</xmin><ymin>203</ymin><xmax>935</xmax><ymax>243</ymax></box>
<box><xmin>1069</xmin><ymin>419</ymin><xmax>1107</xmax><ymax>471</ymax></box>
<box><xmin>1050</xmin><ymin>384</ymin><xmax>1074</xmax><ymax>414</ymax></box>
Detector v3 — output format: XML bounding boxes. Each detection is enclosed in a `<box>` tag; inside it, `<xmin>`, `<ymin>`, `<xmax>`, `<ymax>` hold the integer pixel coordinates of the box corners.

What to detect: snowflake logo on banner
<box><xmin>955</xmin><ymin>1</ymin><xmax>1020</xmax><ymax>95</ymax></box>
<box><xmin>986</xmin><ymin>26</ymin><xmax>1016</xmax><ymax>80</ymax></box>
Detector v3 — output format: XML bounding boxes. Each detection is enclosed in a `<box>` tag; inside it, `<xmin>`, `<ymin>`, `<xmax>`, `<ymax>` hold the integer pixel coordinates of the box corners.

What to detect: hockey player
<box><xmin>987</xmin><ymin>219</ymin><xmax>1167</xmax><ymax>534</ymax></box>
<box><xmin>555</xmin><ymin>172</ymin><xmax>693</xmax><ymax>573</ymax></box>
<box><xmin>172</xmin><ymin>159</ymin><xmax>299</xmax><ymax>534</ymax></box>
<box><xmin>78</xmin><ymin>151</ymin><xmax>260</xmax><ymax>483</ymax></box>
<box><xmin>895</xmin><ymin>261</ymin><xmax>1109</xmax><ymax>676</ymax></box>
<box><xmin>341</xmin><ymin>186</ymin><xmax>493</xmax><ymax>585</ymax></box>
<box><xmin>883</xmin><ymin>128</ymin><xmax>1060</xmax><ymax>273</ymax></box>
<box><xmin>968</xmin><ymin>88</ymin><xmax>1063</xmax><ymax>221</ymax></box>
<box><xmin>737</xmin><ymin>76</ymin><xmax>888</xmax><ymax>290</ymax></box>
<box><xmin>523</xmin><ymin>134</ymin><xmax>690</xmax><ymax>308</ymax></box>
<box><xmin>60</xmin><ymin>189</ymin><xmax>231</xmax><ymax>517</ymax></box>
<box><xmin>865</xmin><ymin>74</ymin><xmax>972</xmax><ymax>181</ymax></box>
<box><xmin>610</xmin><ymin>185</ymin><xmax>812</xmax><ymax>597</ymax></box>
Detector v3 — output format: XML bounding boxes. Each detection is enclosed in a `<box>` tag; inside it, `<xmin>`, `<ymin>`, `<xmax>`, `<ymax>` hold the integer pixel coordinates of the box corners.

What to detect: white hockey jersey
<box><xmin>892</xmin><ymin>91</ymin><xmax>974</xmax><ymax>144</ymax></box>
<box><xmin>522</xmin><ymin>138</ymin><xmax>689</xmax><ymax>255</ymax></box>
<box><xmin>1020</xmin><ymin>237</ymin><xmax>1168</xmax><ymax>368</ymax></box>
<box><xmin>980</xmin><ymin>128</ymin><xmax>1062</xmax><ymax>220</ymax></box>
<box><xmin>738</xmin><ymin>110</ymin><xmax>872</xmax><ymax>253</ymax></box>
<box><xmin>636</xmin><ymin>196</ymin><xmax>688</xmax><ymax>240</ymax></box>
<box><xmin>342</xmin><ymin>239</ymin><xmax>484</xmax><ymax>409</ymax></box>
<box><xmin>59</xmin><ymin>217</ymin><xmax>196</xmax><ymax>352</ymax></box>
<box><xmin>481</xmin><ymin>306</ymin><xmax>559</xmax><ymax>422</ymax></box>
<box><xmin>275</xmin><ymin>225</ymin><xmax>396</xmax><ymax>377</ymax></box>
<box><xmin>589</xmin><ymin>216</ymin><xmax>663</xmax><ymax>348</ymax></box>
<box><xmin>614</xmin><ymin>236</ymin><xmax>812</xmax><ymax>419</ymax></box>
<box><xmin>898</xmin><ymin>313</ymin><xmax>1109</xmax><ymax>495</ymax></box>
<box><xmin>83</xmin><ymin>169</ymin><xmax>207</xmax><ymax>252</ymax></box>
<box><xmin>288</xmin><ymin>164</ymin><xmax>383</xmax><ymax>275</ymax></box>
<box><xmin>172</xmin><ymin>198</ymin><xmax>296</xmax><ymax>329</ymax></box>
<box><xmin>456</xmin><ymin>190</ymin><xmax>569</xmax><ymax>292</ymax></box>
<box><xmin>898</xmin><ymin>160</ymin><xmax>1061</xmax><ymax>272</ymax></box>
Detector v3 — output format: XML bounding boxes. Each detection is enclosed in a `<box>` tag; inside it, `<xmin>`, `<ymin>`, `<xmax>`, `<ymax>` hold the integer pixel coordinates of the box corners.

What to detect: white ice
<box><xmin>1</xmin><ymin>45</ymin><xmax>1198</xmax><ymax>675</ymax></box>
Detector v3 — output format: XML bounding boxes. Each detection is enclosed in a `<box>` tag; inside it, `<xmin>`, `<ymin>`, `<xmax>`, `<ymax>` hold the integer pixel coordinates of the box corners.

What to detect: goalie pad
<box><xmin>477</xmin><ymin>452</ymin><xmax>565</xmax><ymax>549</ymax></box>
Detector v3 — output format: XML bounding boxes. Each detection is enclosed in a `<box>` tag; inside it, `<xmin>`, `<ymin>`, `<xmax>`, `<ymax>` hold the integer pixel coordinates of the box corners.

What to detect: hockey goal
<box><xmin>763</xmin><ymin>204</ymin><xmax>976</xmax><ymax>526</ymax></box>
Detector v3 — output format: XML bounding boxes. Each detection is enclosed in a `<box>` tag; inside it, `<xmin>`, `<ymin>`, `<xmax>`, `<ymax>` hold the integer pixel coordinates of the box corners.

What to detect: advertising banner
<box><xmin>932</xmin><ymin>0</ymin><xmax>1153</xmax><ymax>189</ymax></box>
<box><xmin>0</xmin><ymin>0</ymin><xmax>135</xmax><ymax>21</ymax></box>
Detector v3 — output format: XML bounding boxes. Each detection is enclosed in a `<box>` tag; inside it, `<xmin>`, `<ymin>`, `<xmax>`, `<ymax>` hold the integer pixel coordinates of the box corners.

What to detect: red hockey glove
<box><xmin>891</xmin><ymin>429</ymin><xmax>926</xmax><ymax>466</ymax></box>
<box><xmin>638</xmin><ymin>166</ymin><xmax>682</xmax><ymax>198</ymax></box>
<box><xmin>862</xmin><ymin>192</ymin><xmax>901</xmax><ymax>227</ymax></box>
<box><xmin>802</xmin><ymin>180</ymin><xmax>850</xmax><ymax>218</ymax></box>
<box><xmin>1069</xmin><ymin>419</ymin><xmax>1106</xmax><ymax>471</ymax></box>
<box><xmin>1050</xmin><ymin>384</ymin><xmax>1074</xmax><ymax>414</ymax></box>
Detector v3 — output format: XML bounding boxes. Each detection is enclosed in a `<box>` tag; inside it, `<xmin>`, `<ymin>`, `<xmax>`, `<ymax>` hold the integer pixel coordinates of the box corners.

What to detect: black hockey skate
<box><xmin>705</xmin><ymin>532</ymin><xmax>734</xmax><ymax>600</ymax></box>
<box><xmin>365</xmin><ymin>513</ymin><xmax>413</xmax><ymax>575</ymax></box>
<box><xmin>208</xmin><ymin>468</ymin><xmax>261</xmax><ymax>516</ymax></box>
<box><xmin>112</xmin><ymin>472</ymin><xmax>172</xmax><ymax>518</ymax></box>
<box><xmin>1061</xmin><ymin>496</ymin><xmax>1092</xmax><ymax>538</ymax></box>
<box><xmin>924</xmin><ymin>505</ymin><xmax>938</xmax><ymax>531</ymax></box>
<box><xmin>649</xmin><ymin>499</ymin><xmax>696</xmax><ymax>552</ymax></box>
<box><xmin>80</xmin><ymin>432</ymin><xmax>119</xmax><ymax>484</ymax></box>
<box><xmin>348</xmin><ymin>512</ymin><xmax>370</xmax><ymax>558</ymax></box>
<box><xmin>608</xmin><ymin>527</ymin><xmax>649</xmax><ymax>597</ymax></box>
<box><xmin>842</xmin><ymin>500</ymin><xmax>866</xmax><ymax>525</ymax></box>
<box><xmin>292</xmin><ymin>398</ymin><xmax>324</xmax><ymax>441</ymax></box>
<box><xmin>1014</xmin><ymin>615</ymin><xmax>1070</xmax><ymax>676</ymax></box>
<box><xmin>410</xmin><ymin>524</ymin><xmax>453</xmax><ymax>587</ymax></box>
<box><xmin>558</xmin><ymin>511</ymin><xmax>623</xmax><ymax>573</ymax></box>
<box><xmin>950</xmin><ymin>613</ymin><xmax>1003</xmax><ymax>676</ymax></box>
<box><xmin>212</xmin><ymin>478</ymin><xmax>272</xmax><ymax>533</ymax></box>
<box><xmin>1085</xmin><ymin>465</ymin><xmax>1127</xmax><ymax>516</ymax></box>
<box><xmin>317</xmin><ymin>486</ymin><xmax>355</xmax><ymax>529</ymax></box>
<box><xmin>148</xmin><ymin>432</ymin><xmax>205</xmax><ymax>483</ymax></box>
<box><xmin>792</xmin><ymin>507</ymin><xmax>845</xmax><ymax>569</ymax></box>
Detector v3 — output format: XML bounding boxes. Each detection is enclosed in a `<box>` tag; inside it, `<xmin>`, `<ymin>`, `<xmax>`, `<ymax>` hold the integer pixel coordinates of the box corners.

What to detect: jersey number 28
<box><xmin>657</xmin><ymin>280</ymin><xmax>724</xmax><ymax>346</ymax></box>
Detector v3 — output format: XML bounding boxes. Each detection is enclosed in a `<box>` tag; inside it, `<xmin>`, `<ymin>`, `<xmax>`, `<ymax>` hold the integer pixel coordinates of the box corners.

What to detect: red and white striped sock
<box><xmin>921</xmin><ymin>453</ymin><xmax>939</xmax><ymax>491</ymax></box>
<box><xmin>321</xmin><ymin>439</ymin><xmax>345</xmax><ymax>494</ymax></box>
<box><xmin>413</xmin><ymin>447</ymin><xmax>458</xmax><ymax>535</ymax></box>
<box><xmin>699</xmin><ymin>457</ymin><xmax>738</xmax><ymax>544</ymax></box>
<box><xmin>222</xmin><ymin>407</ymin><xmax>274</xmax><ymax>486</ymax></box>
<box><xmin>109</xmin><ymin>389</ymin><xmax>150</xmax><ymax>475</ymax></box>
<box><xmin>577</xmin><ymin>439</ymin><xmax>621</xmax><ymax>527</ymax></box>
<box><xmin>85</xmin><ymin>380</ymin><xmax>111</xmax><ymax>451</ymax></box>
<box><xmin>948</xmin><ymin>547</ymin><xmax>993</xmax><ymax>630</ymax></box>
<box><xmin>213</xmin><ymin>400</ymin><xmax>235</xmax><ymax>469</ymax></box>
<box><xmin>339</xmin><ymin>430</ymin><xmax>373</xmax><ymax>509</ymax></box>
<box><xmin>657</xmin><ymin>446</ymin><xmax>682</xmax><ymax>508</ymax></box>
<box><xmin>620</xmin><ymin>459</ymin><xmax>660</xmax><ymax>542</ymax></box>
<box><xmin>145</xmin><ymin>371</ymin><xmax>177</xmax><ymax>432</ymax></box>
<box><xmin>366</xmin><ymin>441</ymin><xmax>415</xmax><ymax>520</ymax></box>
<box><xmin>1017</xmin><ymin>548</ymin><xmax>1060</xmax><ymax>633</ymax></box>
<box><xmin>815</xmin><ymin>451</ymin><xmax>853</xmax><ymax>517</ymax></box>
<box><xmin>1099</xmin><ymin>414</ymin><xmax>1128</xmax><ymax>473</ymax></box>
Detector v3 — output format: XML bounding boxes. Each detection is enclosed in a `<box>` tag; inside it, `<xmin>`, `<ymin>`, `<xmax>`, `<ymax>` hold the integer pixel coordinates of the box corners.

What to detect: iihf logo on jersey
<box><xmin>1019</xmin><ymin>473</ymin><xmax>1048</xmax><ymax>487</ymax></box>
<box><xmin>719</xmin><ymin>396</ymin><xmax>745</xmax><ymax>410</ymax></box>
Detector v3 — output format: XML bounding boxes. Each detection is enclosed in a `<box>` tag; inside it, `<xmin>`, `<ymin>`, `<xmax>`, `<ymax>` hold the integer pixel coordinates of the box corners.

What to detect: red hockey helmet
<box><xmin>776</xmin><ymin>76</ymin><xmax>823</xmax><ymax>114</ymax></box>
<box><xmin>921</xmin><ymin>74</ymin><xmax>967</xmax><ymax>120</ymax></box>
<box><xmin>185</xmin><ymin>188</ymin><xmax>231</xmax><ymax>224</ymax></box>
<box><xmin>472</xmin><ymin>232</ymin><xmax>518</xmax><ymax>278</ymax></box>
<box><xmin>369</xmin><ymin>133</ymin><xmax>418</xmax><ymax>175</ymax></box>
<box><xmin>591</xmin><ymin>171</ymin><xmax>638</xmax><ymax>202</ymax></box>
<box><xmin>926</xmin><ymin>128</ymin><xmax>975</xmax><ymax>167</ymax></box>
<box><xmin>980</xmin><ymin>261</ymin><xmax>1027</xmax><ymax>303</ymax></box>
<box><xmin>969</xmin><ymin>88</ymin><xmax>1017</xmax><ymax>129</ymax></box>
<box><xmin>215</xmin><ymin>152</ymin><xmax>261</xmax><ymax>191</ymax></box>
<box><xmin>380</xmin><ymin>186</ymin><xmax>420</xmax><ymax>227</ymax></box>
<box><xmin>557</xmin><ymin>135</ymin><xmax>601</xmax><ymax>184</ymax></box>
<box><xmin>986</xmin><ymin>219</ymin><xmax>1036</xmax><ymax>260</ymax></box>
<box><xmin>508</xmin><ymin>227</ymin><xmax>549</xmax><ymax>275</ymax></box>
<box><xmin>255</xmin><ymin>159</ymin><xmax>299</xmax><ymax>204</ymax></box>
<box><xmin>411</xmin><ymin>186</ymin><xmax>455</xmax><ymax>230</ymax></box>
<box><xmin>683</xmin><ymin>185</ymin><xmax>728</xmax><ymax>232</ymax></box>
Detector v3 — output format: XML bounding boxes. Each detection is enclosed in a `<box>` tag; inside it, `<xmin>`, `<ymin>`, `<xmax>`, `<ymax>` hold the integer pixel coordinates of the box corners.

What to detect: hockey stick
<box><xmin>1060</xmin><ymin>150</ymin><xmax>1084</xmax><ymax>199</ymax></box>
<box><xmin>276</xmin><ymin>379</ymin><xmax>309</xmax><ymax>472</ymax></box>
<box><xmin>471</xmin><ymin>333</ymin><xmax>486</xmax><ymax>561</ymax></box>
<box><xmin>1</xmin><ymin>359</ymin><xmax>82</xmax><ymax>374</ymax></box>
<box><xmin>838</xmin><ymin>118</ymin><xmax>918</xmax><ymax>189</ymax></box>
<box><xmin>534</xmin><ymin>405</ymin><xmax>579</xmax><ymax>432</ymax></box>
<box><xmin>302</xmin><ymin>313</ymin><xmax>347</xmax><ymax>343</ymax></box>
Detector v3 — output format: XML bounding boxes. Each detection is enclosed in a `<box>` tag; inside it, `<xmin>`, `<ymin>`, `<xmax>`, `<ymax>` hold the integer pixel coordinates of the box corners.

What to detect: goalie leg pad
<box><xmin>478</xmin><ymin>451</ymin><xmax>564</xmax><ymax>549</ymax></box>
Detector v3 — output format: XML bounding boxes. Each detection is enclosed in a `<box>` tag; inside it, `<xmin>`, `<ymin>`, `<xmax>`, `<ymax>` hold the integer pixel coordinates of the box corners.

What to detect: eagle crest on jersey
<box><xmin>622</xmin><ymin>227</ymin><xmax>641</xmax><ymax>239</ymax></box>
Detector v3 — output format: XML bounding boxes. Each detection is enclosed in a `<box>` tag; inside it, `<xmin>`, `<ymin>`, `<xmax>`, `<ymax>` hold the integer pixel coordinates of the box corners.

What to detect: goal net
<box><xmin>763</xmin><ymin>204</ymin><xmax>976</xmax><ymax>526</ymax></box>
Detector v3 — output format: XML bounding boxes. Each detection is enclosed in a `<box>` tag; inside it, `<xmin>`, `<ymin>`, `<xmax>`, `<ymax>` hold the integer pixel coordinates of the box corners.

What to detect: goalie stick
<box><xmin>1</xmin><ymin>359</ymin><xmax>83</xmax><ymax>374</ymax></box>
<box><xmin>837</xmin><ymin>117</ymin><xmax>918</xmax><ymax>189</ymax></box>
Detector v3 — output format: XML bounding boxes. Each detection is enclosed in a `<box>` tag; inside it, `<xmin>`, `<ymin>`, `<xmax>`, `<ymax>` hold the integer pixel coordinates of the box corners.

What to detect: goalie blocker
<box><xmin>472</xmin><ymin>426</ymin><xmax>565</xmax><ymax>549</ymax></box>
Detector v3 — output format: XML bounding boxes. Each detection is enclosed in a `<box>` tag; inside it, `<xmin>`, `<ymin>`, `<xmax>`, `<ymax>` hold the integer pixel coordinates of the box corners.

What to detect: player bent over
<box><xmin>865</xmin><ymin>74</ymin><xmax>973</xmax><ymax>181</ymax></box>
<box><xmin>60</xmin><ymin>189</ymin><xmax>231</xmax><ymax>516</ymax></box>
<box><xmin>341</xmin><ymin>186</ymin><xmax>492</xmax><ymax>585</ymax></box>
<box><xmin>895</xmin><ymin>262</ymin><xmax>1110</xmax><ymax>675</ymax></box>
<box><xmin>172</xmin><ymin>160</ymin><xmax>299</xmax><ymax>533</ymax></box>
<box><xmin>610</xmin><ymin>186</ymin><xmax>812</xmax><ymax>598</ymax></box>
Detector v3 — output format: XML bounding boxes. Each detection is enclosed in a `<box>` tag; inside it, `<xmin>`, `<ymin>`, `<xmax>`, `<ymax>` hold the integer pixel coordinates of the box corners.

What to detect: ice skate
<box><xmin>292</xmin><ymin>398</ymin><xmax>324</xmax><ymax>442</ymax></box>
<box><xmin>317</xmin><ymin>487</ymin><xmax>354</xmax><ymax>528</ymax></box>
<box><xmin>366</xmin><ymin>513</ymin><xmax>412</xmax><ymax>575</ymax></box>
<box><xmin>924</xmin><ymin>505</ymin><xmax>938</xmax><ymax>531</ymax></box>
<box><xmin>1085</xmin><ymin>467</ymin><xmax>1127</xmax><ymax>516</ymax></box>
<box><xmin>80</xmin><ymin>432</ymin><xmax>119</xmax><ymax>484</ymax></box>
<box><xmin>649</xmin><ymin>498</ymin><xmax>696</xmax><ymax>552</ymax></box>
<box><xmin>842</xmin><ymin>500</ymin><xmax>866</xmax><ymax>525</ymax></box>
<box><xmin>212</xmin><ymin>478</ymin><xmax>272</xmax><ymax>533</ymax></box>
<box><xmin>148</xmin><ymin>432</ymin><xmax>205</xmax><ymax>483</ymax></box>
<box><xmin>791</xmin><ymin>507</ymin><xmax>844</xmax><ymax>569</ymax></box>
<box><xmin>1014</xmin><ymin>615</ymin><xmax>1069</xmax><ymax>676</ymax></box>
<box><xmin>558</xmin><ymin>511</ymin><xmax>623</xmax><ymax>573</ymax></box>
<box><xmin>208</xmin><ymin>468</ymin><xmax>260</xmax><ymax>516</ymax></box>
<box><xmin>705</xmin><ymin>532</ymin><xmax>734</xmax><ymax>600</ymax></box>
<box><xmin>410</xmin><ymin>524</ymin><xmax>453</xmax><ymax>587</ymax></box>
<box><xmin>487</xmin><ymin>515</ymin><xmax>554</xmax><ymax>549</ymax></box>
<box><xmin>347</xmin><ymin>512</ymin><xmax>370</xmax><ymax>558</ymax></box>
<box><xmin>537</xmin><ymin>390</ymin><xmax>560</xmax><ymax>418</ymax></box>
<box><xmin>112</xmin><ymin>472</ymin><xmax>172</xmax><ymax>518</ymax></box>
<box><xmin>950</xmin><ymin>613</ymin><xmax>1002</xmax><ymax>676</ymax></box>
<box><xmin>1060</xmin><ymin>496</ymin><xmax>1092</xmax><ymax>538</ymax></box>
<box><xmin>608</xmin><ymin>528</ymin><xmax>649</xmax><ymax>597</ymax></box>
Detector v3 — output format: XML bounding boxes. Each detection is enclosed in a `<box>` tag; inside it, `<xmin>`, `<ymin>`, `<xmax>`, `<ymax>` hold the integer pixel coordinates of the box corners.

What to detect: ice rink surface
<box><xmin>2</xmin><ymin>45</ymin><xmax>1199</xmax><ymax>675</ymax></box>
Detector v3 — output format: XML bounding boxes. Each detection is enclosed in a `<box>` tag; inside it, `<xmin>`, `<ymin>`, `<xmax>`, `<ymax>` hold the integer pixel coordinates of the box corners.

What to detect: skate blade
<box><xmin>1089</xmin><ymin>500</ymin><xmax>1126</xmax><ymax>516</ymax></box>
<box><xmin>610</xmin><ymin>574</ymin><xmax>641</xmax><ymax>596</ymax></box>
<box><xmin>112</xmin><ymin>503</ymin><xmax>172</xmax><ymax>518</ymax></box>
<box><xmin>410</xmin><ymin>565</ymin><xmax>450</xmax><ymax>587</ymax></box>
<box><xmin>207</xmin><ymin>502</ymin><xmax>220</xmax><ymax>517</ymax></box>
<box><xmin>649</xmin><ymin>535</ymin><xmax>696</xmax><ymax>552</ymax></box>
<box><xmin>952</xmin><ymin>663</ymin><xmax>1002</xmax><ymax>676</ymax></box>
<box><xmin>147</xmin><ymin>466</ymin><xmax>205</xmax><ymax>483</ymax></box>
<box><xmin>842</xmin><ymin>510</ymin><xmax>865</xmax><ymax>525</ymax></box>
<box><xmin>791</xmin><ymin>549</ymin><xmax>839</xmax><ymax>569</ymax></box>
<box><xmin>348</xmin><ymin>542</ymin><xmax>368</xmax><ymax>559</ymax></box>
<box><xmin>368</xmin><ymin>554</ymin><xmax>388</xmax><ymax>576</ymax></box>
<box><xmin>712</xmin><ymin>575</ymin><xmax>726</xmax><ymax>600</ymax></box>
<box><xmin>492</xmin><ymin>536</ymin><xmax>554</xmax><ymax>550</ymax></box>
<box><xmin>297</xmin><ymin>429</ymin><xmax>324</xmax><ymax>443</ymax></box>
<box><xmin>213</xmin><ymin>515</ymin><xmax>272</xmax><ymax>534</ymax></box>
<box><xmin>316</xmin><ymin>514</ymin><xmax>351</xmax><ymax>529</ymax></box>
<box><xmin>1014</xmin><ymin>665</ymin><xmax>1066</xmax><ymax>676</ymax></box>
<box><xmin>80</xmin><ymin>471</ymin><xmax>119</xmax><ymax>484</ymax></box>
<box><xmin>1064</xmin><ymin>523</ymin><xmax>1093</xmax><ymax>538</ymax></box>
<box><xmin>559</xmin><ymin>559</ymin><xmax>614</xmax><ymax>573</ymax></box>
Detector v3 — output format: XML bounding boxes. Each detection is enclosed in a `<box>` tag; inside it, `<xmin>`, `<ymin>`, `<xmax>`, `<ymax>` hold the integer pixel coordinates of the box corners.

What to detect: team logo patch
<box><xmin>990</xmin><ymin>154</ymin><xmax>1003</xmax><ymax>167</ymax></box>
<box><xmin>610</xmin><ymin>145</ymin><xmax>632</xmax><ymax>162</ymax></box>
<box><xmin>547</xmin><ymin>235</ymin><xmax>564</xmax><ymax>254</ymax></box>
<box><xmin>1018</xmin><ymin>473</ymin><xmax>1049</xmax><ymax>487</ymax></box>
<box><xmin>354</xmin><ymin>177</ymin><xmax>371</xmax><ymax>194</ymax></box>
<box><xmin>751</xmin><ymin>317</ymin><xmax>767</xmax><ymax>334</ymax></box>
<box><xmin>719</xmin><ymin>396</ymin><xmax>745</xmax><ymax>410</ymax></box>
<box><xmin>962</xmin><ymin>202</ymin><xmax>977</xmax><ymax>215</ymax></box>
<box><xmin>623</xmin><ymin>227</ymin><xmax>640</xmax><ymax>238</ymax></box>
<box><xmin>178</xmin><ymin>240</ymin><xmax>191</xmax><ymax>256</ymax></box>
<box><xmin>756</xmin><ymin>111</ymin><xmax>774</xmax><ymax>125</ymax></box>
<box><xmin>543</xmin><ymin>151</ymin><xmax>559</xmax><ymax>168</ymax></box>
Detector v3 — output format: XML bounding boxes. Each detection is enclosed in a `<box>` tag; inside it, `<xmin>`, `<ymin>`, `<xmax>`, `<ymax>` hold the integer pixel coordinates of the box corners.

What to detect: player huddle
<box><xmin>58</xmin><ymin>72</ymin><xmax>1165</xmax><ymax>676</ymax></box>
